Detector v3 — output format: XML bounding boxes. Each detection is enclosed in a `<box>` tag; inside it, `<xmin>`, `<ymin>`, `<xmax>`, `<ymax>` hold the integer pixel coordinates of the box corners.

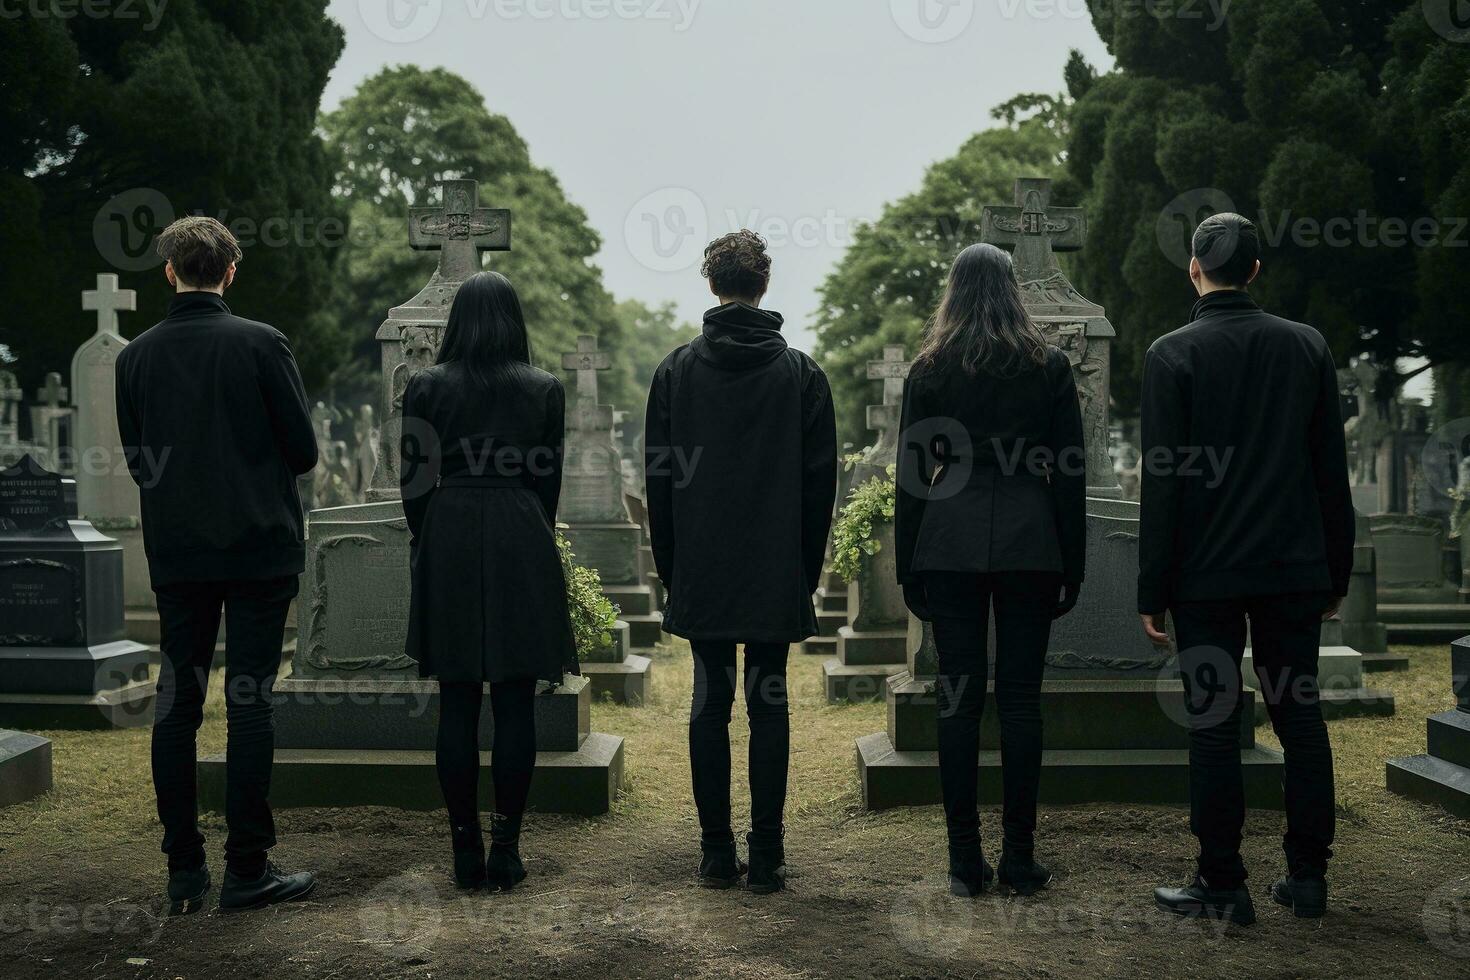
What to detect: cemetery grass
<box><xmin>3</xmin><ymin>644</ymin><xmax>1468</xmax><ymax>979</ymax></box>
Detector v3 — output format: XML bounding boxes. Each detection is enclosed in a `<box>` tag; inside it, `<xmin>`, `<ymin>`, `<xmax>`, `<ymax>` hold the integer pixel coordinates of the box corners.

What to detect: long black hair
<box><xmin>914</xmin><ymin>243</ymin><xmax>1047</xmax><ymax>378</ymax></box>
<box><xmin>435</xmin><ymin>271</ymin><xmax>532</xmax><ymax>388</ymax></box>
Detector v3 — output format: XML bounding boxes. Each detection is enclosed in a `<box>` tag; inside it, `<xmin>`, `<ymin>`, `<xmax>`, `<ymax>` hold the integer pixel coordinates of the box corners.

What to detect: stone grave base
<box><xmin>1242</xmin><ymin>646</ymin><xmax>1395</xmax><ymax>720</ymax></box>
<box><xmin>823</xmin><ymin>660</ymin><xmax>903</xmax><ymax>703</ymax></box>
<box><xmin>580</xmin><ymin>621</ymin><xmax>652</xmax><ymax>705</ymax></box>
<box><xmin>801</xmin><ymin>635</ymin><xmax>836</xmax><ymax>657</ymax></box>
<box><xmin>1361</xmin><ymin>650</ymin><xmax>1412</xmax><ymax>672</ymax></box>
<box><xmin>1377</xmin><ymin>604</ymin><xmax>1470</xmax><ymax>645</ymax></box>
<box><xmin>0</xmin><ymin>639</ymin><xmax>154</xmax><ymax>729</ymax></box>
<box><xmin>0</xmin><ymin>680</ymin><xmax>154</xmax><ymax>729</ymax></box>
<box><xmin>0</xmin><ymin>729</ymin><xmax>54</xmax><ymax>806</ymax></box>
<box><xmin>1386</xmin><ymin>710</ymin><xmax>1470</xmax><ymax>819</ymax></box>
<box><xmin>603</xmin><ymin>583</ymin><xmax>663</xmax><ymax>651</ymax></box>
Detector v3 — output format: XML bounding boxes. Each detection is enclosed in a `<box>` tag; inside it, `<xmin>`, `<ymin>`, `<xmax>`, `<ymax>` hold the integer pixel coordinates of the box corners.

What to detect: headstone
<box><xmin>1370</xmin><ymin>511</ymin><xmax>1470</xmax><ymax>643</ymax></box>
<box><xmin>1341</xmin><ymin>511</ymin><xmax>1403</xmax><ymax>671</ymax></box>
<box><xmin>855</xmin><ymin>178</ymin><xmax>1285</xmax><ymax>810</ymax></box>
<box><xmin>200</xmin><ymin>179</ymin><xmax>624</xmax><ymax>814</ymax></box>
<box><xmin>1386</xmin><ymin>636</ymin><xmax>1470</xmax><ymax>818</ymax></box>
<box><xmin>0</xmin><ymin>455</ymin><xmax>152</xmax><ymax>729</ymax></box>
<box><xmin>73</xmin><ymin>274</ymin><xmax>139</xmax><ymax>523</ymax></box>
<box><xmin>29</xmin><ymin>373</ymin><xmax>72</xmax><ymax>474</ymax></box>
<box><xmin>822</xmin><ymin>346</ymin><xmax>913</xmax><ymax>701</ymax></box>
<box><xmin>0</xmin><ymin>369</ymin><xmax>22</xmax><ymax>451</ymax></box>
<box><xmin>0</xmin><ymin>729</ymin><xmax>53</xmax><ymax>807</ymax></box>
<box><xmin>558</xmin><ymin>335</ymin><xmax>663</xmax><ymax>660</ymax></box>
<box><xmin>352</xmin><ymin>404</ymin><xmax>379</xmax><ymax>497</ymax></box>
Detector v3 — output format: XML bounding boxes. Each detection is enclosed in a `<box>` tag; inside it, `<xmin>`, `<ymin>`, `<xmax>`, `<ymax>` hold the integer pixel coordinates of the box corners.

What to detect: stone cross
<box><xmin>36</xmin><ymin>373</ymin><xmax>68</xmax><ymax>409</ymax></box>
<box><xmin>980</xmin><ymin>177</ymin><xmax>1086</xmax><ymax>285</ymax></box>
<box><xmin>81</xmin><ymin>274</ymin><xmax>137</xmax><ymax>336</ymax></box>
<box><xmin>407</xmin><ymin>178</ymin><xmax>511</xmax><ymax>283</ymax></box>
<box><xmin>865</xmin><ymin>345</ymin><xmax>911</xmax><ymax>443</ymax></box>
<box><xmin>563</xmin><ymin>336</ymin><xmax>614</xmax><ymax>432</ymax></box>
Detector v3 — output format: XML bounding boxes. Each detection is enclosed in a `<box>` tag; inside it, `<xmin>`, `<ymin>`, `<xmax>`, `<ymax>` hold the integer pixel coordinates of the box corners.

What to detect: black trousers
<box><xmin>688</xmin><ymin>641</ymin><xmax>790</xmax><ymax>845</ymax></box>
<box><xmin>436</xmin><ymin>680</ymin><xmax>538</xmax><ymax>827</ymax></box>
<box><xmin>922</xmin><ymin>572</ymin><xmax>1058</xmax><ymax>854</ymax></box>
<box><xmin>152</xmin><ymin>576</ymin><xmax>296</xmax><ymax>877</ymax></box>
<box><xmin>1172</xmin><ymin>593</ymin><xmax>1336</xmax><ymax>887</ymax></box>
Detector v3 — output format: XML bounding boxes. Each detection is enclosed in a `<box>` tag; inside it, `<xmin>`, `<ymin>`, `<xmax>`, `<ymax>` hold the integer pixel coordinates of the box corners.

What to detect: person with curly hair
<box><xmin>644</xmin><ymin>230</ymin><xmax>837</xmax><ymax>895</ymax></box>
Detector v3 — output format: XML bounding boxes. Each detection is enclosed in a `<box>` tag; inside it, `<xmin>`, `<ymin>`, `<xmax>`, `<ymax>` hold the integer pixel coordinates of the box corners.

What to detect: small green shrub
<box><xmin>830</xmin><ymin>464</ymin><xmax>896</xmax><ymax>583</ymax></box>
<box><xmin>558</xmin><ymin>532</ymin><xmax>620</xmax><ymax>659</ymax></box>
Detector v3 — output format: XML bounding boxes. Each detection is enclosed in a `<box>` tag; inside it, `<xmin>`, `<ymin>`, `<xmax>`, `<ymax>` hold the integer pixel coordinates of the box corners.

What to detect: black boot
<box><xmin>485</xmin><ymin>812</ymin><xmax>527</xmax><ymax>892</ymax></box>
<box><xmin>698</xmin><ymin>838</ymin><xmax>748</xmax><ymax>889</ymax></box>
<box><xmin>1154</xmin><ymin>874</ymin><xmax>1256</xmax><ymax>926</ymax></box>
<box><xmin>218</xmin><ymin>862</ymin><xmax>316</xmax><ymax>914</ymax></box>
<box><xmin>165</xmin><ymin>863</ymin><xmax>211</xmax><ymax>917</ymax></box>
<box><xmin>745</xmin><ymin>832</ymin><xmax>786</xmax><ymax>895</ymax></box>
<box><xmin>947</xmin><ymin>842</ymin><xmax>994</xmax><ymax>898</ymax></box>
<box><xmin>450</xmin><ymin>823</ymin><xmax>487</xmax><ymax>891</ymax></box>
<box><xmin>997</xmin><ymin>846</ymin><xmax>1052</xmax><ymax>897</ymax></box>
<box><xmin>1271</xmin><ymin>873</ymin><xmax>1328</xmax><ymax>918</ymax></box>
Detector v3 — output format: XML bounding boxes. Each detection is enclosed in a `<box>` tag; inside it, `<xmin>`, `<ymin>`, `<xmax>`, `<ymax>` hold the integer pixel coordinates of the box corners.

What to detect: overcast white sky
<box><xmin>323</xmin><ymin>0</ymin><xmax>1113</xmax><ymax>352</ymax></box>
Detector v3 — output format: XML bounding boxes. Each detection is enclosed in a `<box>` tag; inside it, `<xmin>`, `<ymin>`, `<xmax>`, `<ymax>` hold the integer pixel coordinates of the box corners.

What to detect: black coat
<box><xmin>400</xmin><ymin>361</ymin><xmax>577</xmax><ymax>684</ymax></box>
<box><xmin>895</xmin><ymin>346</ymin><xmax>1087</xmax><ymax>586</ymax></box>
<box><xmin>116</xmin><ymin>292</ymin><xmax>318</xmax><ymax>586</ymax></box>
<box><xmin>1137</xmin><ymin>290</ymin><xmax>1354</xmax><ymax>613</ymax></box>
<box><xmin>644</xmin><ymin>303</ymin><xmax>838</xmax><ymax>642</ymax></box>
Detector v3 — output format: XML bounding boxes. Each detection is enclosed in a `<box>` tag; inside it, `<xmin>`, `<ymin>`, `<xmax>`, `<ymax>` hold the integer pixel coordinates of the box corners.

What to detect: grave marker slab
<box><xmin>1386</xmin><ymin>636</ymin><xmax>1470</xmax><ymax>818</ymax></box>
<box><xmin>0</xmin><ymin>729</ymin><xmax>52</xmax><ymax>807</ymax></box>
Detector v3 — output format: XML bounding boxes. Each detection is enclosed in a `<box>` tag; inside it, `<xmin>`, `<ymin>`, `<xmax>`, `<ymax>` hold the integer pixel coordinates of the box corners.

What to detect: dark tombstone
<box><xmin>0</xmin><ymin>455</ymin><xmax>152</xmax><ymax>729</ymax></box>
<box><xmin>1386</xmin><ymin>637</ymin><xmax>1470</xmax><ymax>818</ymax></box>
<box><xmin>0</xmin><ymin>729</ymin><xmax>53</xmax><ymax>807</ymax></box>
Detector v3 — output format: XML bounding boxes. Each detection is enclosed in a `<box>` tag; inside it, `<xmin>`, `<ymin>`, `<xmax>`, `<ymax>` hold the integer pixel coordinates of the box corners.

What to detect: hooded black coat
<box><xmin>644</xmin><ymin>303</ymin><xmax>838</xmax><ymax>643</ymax></box>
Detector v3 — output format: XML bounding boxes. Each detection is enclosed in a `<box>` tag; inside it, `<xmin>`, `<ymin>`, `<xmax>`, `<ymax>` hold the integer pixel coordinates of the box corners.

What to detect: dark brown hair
<box><xmin>701</xmin><ymin>229</ymin><xmax>771</xmax><ymax>300</ymax></box>
<box><xmin>155</xmin><ymin>216</ymin><xmax>242</xmax><ymax>288</ymax></box>
<box><xmin>1193</xmin><ymin>212</ymin><xmax>1261</xmax><ymax>288</ymax></box>
<box><xmin>914</xmin><ymin>243</ymin><xmax>1047</xmax><ymax>378</ymax></box>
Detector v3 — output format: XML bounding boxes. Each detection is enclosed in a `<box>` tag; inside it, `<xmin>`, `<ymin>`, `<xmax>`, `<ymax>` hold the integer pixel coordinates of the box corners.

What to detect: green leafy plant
<box><xmin>558</xmin><ymin>532</ymin><xmax>620</xmax><ymax>660</ymax></box>
<box><xmin>830</xmin><ymin>465</ymin><xmax>896</xmax><ymax>583</ymax></box>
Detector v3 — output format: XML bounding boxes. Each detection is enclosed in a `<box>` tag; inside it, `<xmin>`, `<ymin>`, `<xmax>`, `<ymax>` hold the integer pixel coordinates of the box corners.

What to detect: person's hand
<box><xmin>903</xmin><ymin>582</ymin><xmax>933</xmax><ymax>622</ymax></box>
<box><xmin>1053</xmin><ymin>581</ymin><xmax>1081</xmax><ymax>620</ymax></box>
<box><xmin>1322</xmin><ymin>596</ymin><xmax>1344</xmax><ymax>622</ymax></box>
<box><xmin>1140</xmin><ymin>612</ymin><xmax>1171</xmax><ymax>647</ymax></box>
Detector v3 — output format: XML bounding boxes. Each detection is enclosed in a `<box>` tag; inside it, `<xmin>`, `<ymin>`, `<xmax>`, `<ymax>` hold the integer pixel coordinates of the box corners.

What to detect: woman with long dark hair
<box><xmin>400</xmin><ymin>271</ymin><xmax>577</xmax><ymax>891</ymax></box>
<box><xmin>894</xmin><ymin>243</ymin><xmax>1086</xmax><ymax>898</ymax></box>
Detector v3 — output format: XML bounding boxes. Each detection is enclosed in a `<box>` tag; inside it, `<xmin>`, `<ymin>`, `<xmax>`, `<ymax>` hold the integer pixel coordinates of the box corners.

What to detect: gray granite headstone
<box><xmin>72</xmin><ymin>274</ymin><xmax>139</xmax><ymax>523</ymax></box>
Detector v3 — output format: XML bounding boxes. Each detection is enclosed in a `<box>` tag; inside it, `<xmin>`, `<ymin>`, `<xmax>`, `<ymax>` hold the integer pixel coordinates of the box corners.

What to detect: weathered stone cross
<box><xmin>82</xmin><ymin>274</ymin><xmax>137</xmax><ymax>336</ymax></box>
<box><xmin>562</xmin><ymin>335</ymin><xmax>614</xmax><ymax>432</ymax></box>
<box><xmin>35</xmin><ymin>372</ymin><xmax>68</xmax><ymax>408</ymax></box>
<box><xmin>980</xmin><ymin>177</ymin><xmax>1086</xmax><ymax>283</ymax></box>
<box><xmin>866</xmin><ymin>345</ymin><xmax>912</xmax><ymax>444</ymax></box>
<box><xmin>408</xmin><ymin>178</ymin><xmax>512</xmax><ymax>282</ymax></box>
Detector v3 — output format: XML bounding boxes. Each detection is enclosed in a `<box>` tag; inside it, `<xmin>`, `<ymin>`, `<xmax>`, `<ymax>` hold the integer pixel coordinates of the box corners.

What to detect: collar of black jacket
<box><xmin>1190</xmin><ymin>289</ymin><xmax>1259</xmax><ymax>322</ymax></box>
<box><xmin>692</xmin><ymin>302</ymin><xmax>788</xmax><ymax>369</ymax></box>
<box><xmin>166</xmin><ymin>291</ymin><xmax>232</xmax><ymax>318</ymax></box>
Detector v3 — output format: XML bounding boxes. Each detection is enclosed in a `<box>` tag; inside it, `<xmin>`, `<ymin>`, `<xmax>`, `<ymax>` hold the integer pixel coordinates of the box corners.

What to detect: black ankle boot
<box><xmin>997</xmin><ymin>846</ymin><xmax>1052</xmax><ymax>897</ymax></box>
<box><xmin>745</xmin><ymin>832</ymin><xmax>786</xmax><ymax>895</ymax></box>
<box><xmin>451</xmin><ymin>823</ymin><xmax>487</xmax><ymax>891</ymax></box>
<box><xmin>698</xmin><ymin>838</ymin><xmax>748</xmax><ymax>889</ymax></box>
<box><xmin>947</xmin><ymin>843</ymin><xmax>994</xmax><ymax>898</ymax></box>
<box><xmin>485</xmin><ymin>813</ymin><xmax>527</xmax><ymax>892</ymax></box>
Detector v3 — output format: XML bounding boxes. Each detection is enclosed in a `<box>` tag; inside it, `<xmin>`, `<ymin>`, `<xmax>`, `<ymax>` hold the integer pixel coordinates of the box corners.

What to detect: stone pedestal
<box><xmin>1242</xmin><ymin>646</ymin><xmax>1394</xmax><ymax>720</ymax></box>
<box><xmin>801</xmin><ymin>572</ymin><xmax>849</xmax><ymax>657</ymax></box>
<box><xmin>0</xmin><ymin>729</ymin><xmax>52</xmax><ymax>806</ymax></box>
<box><xmin>855</xmin><ymin>499</ymin><xmax>1287</xmax><ymax>810</ymax></box>
<box><xmin>1342</xmin><ymin>512</ymin><xmax>1401</xmax><ymax>670</ymax></box>
<box><xmin>1371</xmin><ymin>513</ymin><xmax>1470</xmax><ymax>643</ymax></box>
<box><xmin>580</xmin><ymin>619</ymin><xmax>652</xmax><ymax>705</ymax></box>
<box><xmin>1386</xmin><ymin>638</ymin><xmax>1470</xmax><ymax>818</ymax></box>
<box><xmin>823</xmin><ymin>522</ymin><xmax>909</xmax><ymax>703</ymax></box>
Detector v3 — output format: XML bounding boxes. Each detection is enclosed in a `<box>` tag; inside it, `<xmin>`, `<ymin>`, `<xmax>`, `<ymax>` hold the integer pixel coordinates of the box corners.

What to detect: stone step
<box><xmin>856</xmin><ymin>733</ymin><xmax>1286</xmax><ymax>810</ymax></box>
<box><xmin>814</xmin><ymin>609</ymin><xmax>846</xmax><ymax>638</ymax></box>
<box><xmin>816</xmin><ymin>587</ymin><xmax>849</xmax><ymax>615</ymax></box>
<box><xmin>581</xmin><ymin>654</ymin><xmax>653</xmax><ymax>706</ymax></box>
<box><xmin>604</xmin><ymin>584</ymin><xmax>656</xmax><ymax>618</ymax></box>
<box><xmin>1248</xmin><ymin>687</ymin><xmax>1396</xmax><ymax>723</ymax></box>
<box><xmin>834</xmin><ymin>626</ymin><xmax>907</xmax><ymax>667</ymax></box>
<box><xmin>1385</xmin><ymin>623</ymin><xmax>1470</xmax><ymax>645</ymax></box>
<box><xmin>1361</xmin><ymin>651</ymin><xmax>1411</xmax><ymax>672</ymax></box>
<box><xmin>622</xmin><ymin>613</ymin><xmax>664</xmax><ymax>651</ymax></box>
<box><xmin>1385</xmin><ymin>754</ymin><xmax>1470</xmax><ymax>819</ymax></box>
<box><xmin>1428</xmin><ymin>710</ymin><xmax>1470</xmax><ymax>769</ymax></box>
<box><xmin>200</xmin><ymin>735</ymin><xmax>624</xmax><ymax>816</ymax></box>
<box><xmin>822</xmin><ymin>660</ymin><xmax>903</xmax><ymax>703</ymax></box>
<box><xmin>1378</xmin><ymin>603</ymin><xmax>1470</xmax><ymax>625</ymax></box>
<box><xmin>0</xmin><ymin>679</ymin><xmax>155</xmax><ymax>730</ymax></box>
<box><xmin>800</xmin><ymin>635</ymin><xmax>837</xmax><ymax>657</ymax></box>
<box><xmin>1243</xmin><ymin>646</ymin><xmax>1363</xmax><ymax>690</ymax></box>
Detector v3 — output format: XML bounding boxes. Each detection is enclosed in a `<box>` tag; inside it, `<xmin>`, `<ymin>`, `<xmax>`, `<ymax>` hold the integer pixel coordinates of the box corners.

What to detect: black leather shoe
<box><xmin>1271</xmin><ymin>874</ymin><xmax>1328</xmax><ymax>918</ymax></box>
<box><xmin>997</xmin><ymin>848</ymin><xmax>1052</xmax><ymax>897</ymax></box>
<box><xmin>218</xmin><ymin>862</ymin><xmax>316</xmax><ymax>913</ymax></box>
<box><xmin>451</xmin><ymin>823</ymin><xmax>487</xmax><ymax>891</ymax></box>
<box><xmin>698</xmin><ymin>839</ymin><xmax>748</xmax><ymax>889</ymax></box>
<box><xmin>1154</xmin><ymin>875</ymin><xmax>1256</xmax><ymax>925</ymax></box>
<box><xmin>948</xmin><ymin>844</ymin><xmax>995</xmax><ymax>898</ymax></box>
<box><xmin>485</xmin><ymin>813</ymin><xmax>527</xmax><ymax>892</ymax></box>
<box><xmin>746</xmin><ymin>833</ymin><xmax>786</xmax><ymax>895</ymax></box>
<box><xmin>166</xmin><ymin>864</ymin><xmax>211</xmax><ymax>917</ymax></box>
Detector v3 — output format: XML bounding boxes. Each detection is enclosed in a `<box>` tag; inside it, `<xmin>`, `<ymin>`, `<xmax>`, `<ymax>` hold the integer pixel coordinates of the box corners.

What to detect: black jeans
<box><xmin>436</xmin><ymin>680</ymin><xmax>538</xmax><ymax>827</ymax></box>
<box><xmin>689</xmin><ymin>641</ymin><xmax>790</xmax><ymax>845</ymax></box>
<box><xmin>152</xmin><ymin>576</ymin><xmax>296</xmax><ymax>877</ymax></box>
<box><xmin>1172</xmin><ymin>593</ymin><xmax>1336</xmax><ymax>887</ymax></box>
<box><xmin>922</xmin><ymin>572</ymin><xmax>1058</xmax><ymax>854</ymax></box>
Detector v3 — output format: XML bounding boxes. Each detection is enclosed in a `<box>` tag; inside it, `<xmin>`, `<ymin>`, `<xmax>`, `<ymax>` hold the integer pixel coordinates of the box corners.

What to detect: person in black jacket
<box><xmin>644</xmin><ymin>230</ymin><xmax>837</xmax><ymax>894</ymax></box>
<box><xmin>400</xmin><ymin>271</ymin><xmax>577</xmax><ymax>892</ymax></box>
<box><xmin>895</xmin><ymin>242</ymin><xmax>1086</xmax><ymax>898</ymax></box>
<box><xmin>115</xmin><ymin>217</ymin><xmax>318</xmax><ymax>915</ymax></box>
<box><xmin>1141</xmin><ymin>214</ymin><xmax>1353</xmax><ymax>925</ymax></box>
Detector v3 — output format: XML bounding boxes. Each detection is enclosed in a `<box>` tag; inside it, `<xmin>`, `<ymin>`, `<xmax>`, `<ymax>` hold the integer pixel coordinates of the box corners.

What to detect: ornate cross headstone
<box><xmin>29</xmin><ymin>373</ymin><xmax>72</xmax><ymax>472</ymax></box>
<box><xmin>982</xmin><ymin>177</ymin><xmax>1121</xmax><ymax>498</ymax></box>
<box><xmin>560</xmin><ymin>335</ymin><xmax>627</xmax><ymax>524</ymax></box>
<box><xmin>852</xmin><ymin>345</ymin><xmax>912</xmax><ymax>486</ymax></box>
<box><xmin>369</xmin><ymin>179</ymin><xmax>512</xmax><ymax>501</ymax></box>
<box><xmin>72</xmin><ymin>274</ymin><xmax>140</xmax><ymax>521</ymax></box>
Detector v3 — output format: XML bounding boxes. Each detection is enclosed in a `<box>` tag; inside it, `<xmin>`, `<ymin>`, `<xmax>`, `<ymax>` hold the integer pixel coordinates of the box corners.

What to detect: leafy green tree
<box><xmin>812</xmin><ymin>100</ymin><xmax>1066</xmax><ymax>447</ymax></box>
<box><xmin>0</xmin><ymin>2</ymin><xmax>345</xmax><ymax>393</ymax></box>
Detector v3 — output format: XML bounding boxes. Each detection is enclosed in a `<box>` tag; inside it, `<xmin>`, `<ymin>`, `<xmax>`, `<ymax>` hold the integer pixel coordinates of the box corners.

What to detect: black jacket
<box><xmin>644</xmin><ymin>303</ymin><xmax>838</xmax><ymax>642</ymax></box>
<box><xmin>895</xmin><ymin>346</ymin><xmax>1086</xmax><ymax>586</ymax></box>
<box><xmin>1137</xmin><ymin>290</ymin><xmax>1354</xmax><ymax>613</ymax></box>
<box><xmin>115</xmin><ymin>292</ymin><xmax>317</xmax><ymax>586</ymax></box>
<box><xmin>400</xmin><ymin>362</ymin><xmax>575</xmax><ymax>684</ymax></box>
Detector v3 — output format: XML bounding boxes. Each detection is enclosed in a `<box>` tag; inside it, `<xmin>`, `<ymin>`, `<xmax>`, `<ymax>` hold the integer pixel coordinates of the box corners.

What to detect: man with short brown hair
<box><xmin>116</xmin><ymin>216</ymin><xmax>319</xmax><ymax>914</ymax></box>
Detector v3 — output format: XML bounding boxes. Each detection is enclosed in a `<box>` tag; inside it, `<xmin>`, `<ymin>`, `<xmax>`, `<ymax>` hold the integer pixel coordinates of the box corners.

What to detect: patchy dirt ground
<box><xmin>3</xmin><ymin>642</ymin><xmax>1469</xmax><ymax>979</ymax></box>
